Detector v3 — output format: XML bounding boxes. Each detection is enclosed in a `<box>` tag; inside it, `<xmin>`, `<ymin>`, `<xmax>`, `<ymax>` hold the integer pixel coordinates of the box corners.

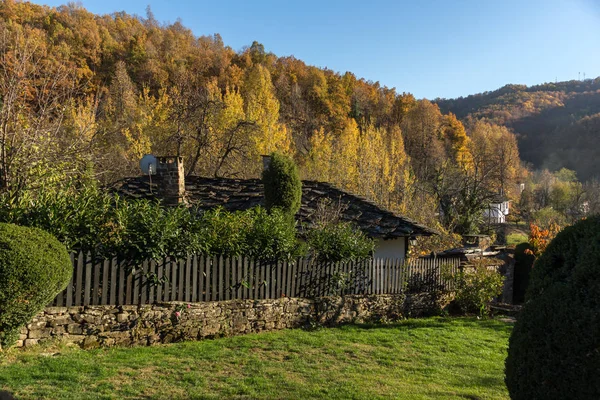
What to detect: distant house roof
<box><xmin>110</xmin><ymin>176</ymin><xmax>436</xmax><ymax>239</ymax></box>
<box><xmin>489</xmin><ymin>194</ymin><xmax>510</xmax><ymax>204</ymax></box>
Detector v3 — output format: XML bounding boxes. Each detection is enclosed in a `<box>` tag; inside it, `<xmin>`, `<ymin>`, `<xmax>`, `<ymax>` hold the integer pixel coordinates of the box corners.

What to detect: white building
<box><xmin>483</xmin><ymin>196</ymin><xmax>510</xmax><ymax>224</ymax></box>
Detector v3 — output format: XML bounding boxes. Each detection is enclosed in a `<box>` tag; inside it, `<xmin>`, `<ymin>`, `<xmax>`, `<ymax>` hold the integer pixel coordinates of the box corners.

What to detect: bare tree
<box><xmin>0</xmin><ymin>24</ymin><xmax>80</xmax><ymax>195</ymax></box>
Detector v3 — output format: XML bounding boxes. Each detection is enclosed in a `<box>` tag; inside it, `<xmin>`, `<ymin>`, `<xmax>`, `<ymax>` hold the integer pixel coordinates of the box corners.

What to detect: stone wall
<box><xmin>16</xmin><ymin>293</ymin><xmax>448</xmax><ymax>349</ymax></box>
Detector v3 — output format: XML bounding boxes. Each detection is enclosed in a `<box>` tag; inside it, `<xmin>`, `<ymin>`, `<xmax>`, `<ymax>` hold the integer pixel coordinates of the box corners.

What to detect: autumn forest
<box><xmin>0</xmin><ymin>1</ymin><xmax>597</xmax><ymax>250</ymax></box>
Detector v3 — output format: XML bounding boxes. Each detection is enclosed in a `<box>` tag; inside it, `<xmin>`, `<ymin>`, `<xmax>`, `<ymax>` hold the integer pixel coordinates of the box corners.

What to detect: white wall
<box><xmin>374</xmin><ymin>237</ymin><xmax>406</xmax><ymax>261</ymax></box>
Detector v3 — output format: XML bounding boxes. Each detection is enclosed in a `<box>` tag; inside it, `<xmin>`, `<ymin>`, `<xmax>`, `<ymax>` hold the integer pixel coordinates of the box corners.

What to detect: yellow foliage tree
<box><xmin>304</xmin><ymin>128</ymin><xmax>333</xmax><ymax>183</ymax></box>
<box><xmin>243</xmin><ymin>64</ymin><xmax>291</xmax><ymax>167</ymax></box>
<box><xmin>441</xmin><ymin>113</ymin><xmax>473</xmax><ymax>171</ymax></box>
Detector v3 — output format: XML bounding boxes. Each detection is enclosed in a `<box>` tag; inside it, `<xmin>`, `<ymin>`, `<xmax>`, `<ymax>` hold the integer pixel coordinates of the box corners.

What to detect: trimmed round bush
<box><xmin>0</xmin><ymin>223</ymin><xmax>72</xmax><ymax>347</ymax></box>
<box><xmin>525</xmin><ymin>216</ymin><xmax>600</xmax><ymax>300</ymax></box>
<box><xmin>505</xmin><ymin>216</ymin><xmax>600</xmax><ymax>399</ymax></box>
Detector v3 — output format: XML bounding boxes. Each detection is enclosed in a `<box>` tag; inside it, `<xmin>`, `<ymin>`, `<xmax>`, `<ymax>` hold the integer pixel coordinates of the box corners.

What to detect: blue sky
<box><xmin>30</xmin><ymin>0</ymin><xmax>600</xmax><ymax>99</ymax></box>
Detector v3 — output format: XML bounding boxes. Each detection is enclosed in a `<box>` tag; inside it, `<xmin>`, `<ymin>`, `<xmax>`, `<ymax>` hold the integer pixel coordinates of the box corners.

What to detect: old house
<box><xmin>483</xmin><ymin>194</ymin><xmax>510</xmax><ymax>224</ymax></box>
<box><xmin>112</xmin><ymin>156</ymin><xmax>437</xmax><ymax>261</ymax></box>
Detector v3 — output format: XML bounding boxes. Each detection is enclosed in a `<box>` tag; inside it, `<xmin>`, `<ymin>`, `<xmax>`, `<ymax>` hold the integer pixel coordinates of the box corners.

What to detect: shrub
<box><xmin>448</xmin><ymin>259</ymin><xmax>504</xmax><ymax>315</ymax></box>
<box><xmin>243</xmin><ymin>207</ymin><xmax>305</xmax><ymax>262</ymax></box>
<box><xmin>307</xmin><ymin>222</ymin><xmax>374</xmax><ymax>263</ymax></box>
<box><xmin>0</xmin><ymin>223</ymin><xmax>72</xmax><ymax>348</ymax></box>
<box><xmin>0</xmin><ymin>185</ymin><xmax>113</xmax><ymax>252</ymax></box>
<box><xmin>505</xmin><ymin>216</ymin><xmax>600</xmax><ymax>399</ymax></box>
<box><xmin>526</xmin><ymin>216</ymin><xmax>599</xmax><ymax>300</ymax></box>
<box><xmin>262</xmin><ymin>152</ymin><xmax>302</xmax><ymax>217</ymax></box>
<box><xmin>512</xmin><ymin>242</ymin><xmax>535</xmax><ymax>303</ymax></box>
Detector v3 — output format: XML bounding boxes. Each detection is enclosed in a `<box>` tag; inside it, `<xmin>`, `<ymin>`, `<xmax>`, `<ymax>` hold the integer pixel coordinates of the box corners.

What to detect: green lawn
<box><xmin>505</xmin><ymin>233</ymin><xmax>528</xmax><ymax>247</ymax></box>
<box><xmin>0</xmin><ymin>318</ymin><xmax>512</xmax><ymax>400</ymax></box>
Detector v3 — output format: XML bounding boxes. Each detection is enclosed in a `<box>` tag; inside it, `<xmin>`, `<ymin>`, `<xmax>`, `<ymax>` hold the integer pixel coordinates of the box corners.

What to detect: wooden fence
<box><xmin>50</xmin><ymin>253</ymin><xmax>461</xmax><ymax>307</ymax></box>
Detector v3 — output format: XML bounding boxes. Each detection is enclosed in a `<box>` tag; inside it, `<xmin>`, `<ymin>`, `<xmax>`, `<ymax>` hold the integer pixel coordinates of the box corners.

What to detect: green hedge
<box><xmin>505</xmin><ymin>216</ymin><xmax>600</xmax><ymax>399</ymax></box>
<box><xmin>306</xmin><ymin>222</ymin><xmax>374</xmax><ymax>263</ymax></box>
<box><xmin>0</xmin><ymin>223</ymin><xmax>72</xmax><ymax>347</ymax></box>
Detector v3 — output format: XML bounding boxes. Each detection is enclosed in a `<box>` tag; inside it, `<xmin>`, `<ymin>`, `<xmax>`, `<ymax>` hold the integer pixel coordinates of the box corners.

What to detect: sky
<box><xmin>29</xmin><ymin>0</ymin><xmax>600</xmax><ymax>99</ymax></box>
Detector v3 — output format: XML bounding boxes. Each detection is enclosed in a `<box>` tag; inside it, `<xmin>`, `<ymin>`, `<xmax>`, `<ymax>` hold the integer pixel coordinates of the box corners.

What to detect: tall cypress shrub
<box><xmin>262</xmin><ymin>152</ymin><xmax>302</xmax><ymax>217</ymax></box>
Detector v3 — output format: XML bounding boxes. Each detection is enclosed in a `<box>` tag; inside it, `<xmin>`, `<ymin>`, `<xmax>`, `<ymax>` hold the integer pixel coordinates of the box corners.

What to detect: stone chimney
<box><xmin>155</xmin><ymin>156</ymin><xmax>186</xmax><ymax>205</ymax></box>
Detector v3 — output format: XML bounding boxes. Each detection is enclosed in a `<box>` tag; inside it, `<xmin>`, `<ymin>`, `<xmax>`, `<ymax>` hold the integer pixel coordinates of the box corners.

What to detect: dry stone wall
<box><xmin>17</xmin><ymin>293</ymin><xmax>447</xmax><ymax>349</ymax></box>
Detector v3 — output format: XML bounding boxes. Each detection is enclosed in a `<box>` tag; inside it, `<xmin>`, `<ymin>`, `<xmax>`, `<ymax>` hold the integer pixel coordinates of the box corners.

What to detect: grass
<box><xmin>505</xmin><ymin>233</ymin><xmax>528</xmax><ymax>247</ymax></box>
<box><xmin>0</xmin><ymin>317</ymin><xmax>512</xmax><ymax>399</ymax></box>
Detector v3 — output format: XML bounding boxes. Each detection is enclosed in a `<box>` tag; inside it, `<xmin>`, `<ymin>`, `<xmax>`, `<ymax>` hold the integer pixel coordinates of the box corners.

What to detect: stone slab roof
<box><xmin>110</xmin><ymin>176</ymin><xmax>437</xmax><ymax>238</ymax></box>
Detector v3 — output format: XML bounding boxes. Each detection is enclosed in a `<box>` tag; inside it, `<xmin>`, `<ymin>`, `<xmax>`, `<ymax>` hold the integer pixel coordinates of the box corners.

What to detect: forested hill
<box><xmin>0</xmin><ymin>1</ymin><xmax>525</xmax><ymax>237</ymax></box>
<box><xmin>435</xmin><ymin>79</ymin><xmax>600</xmax><ymax>181</ymax></box>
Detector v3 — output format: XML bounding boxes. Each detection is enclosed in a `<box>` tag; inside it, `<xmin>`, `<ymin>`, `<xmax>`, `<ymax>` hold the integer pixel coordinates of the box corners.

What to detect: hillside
<box><xmin>0</xmin><ymin>1</ymin><xmax>529</xmax><ymax>238</ymax></box>
<box><xmin>435</xmin><ymin>79</ymin><xmax>600</xmax><ymax>181</ymax></box>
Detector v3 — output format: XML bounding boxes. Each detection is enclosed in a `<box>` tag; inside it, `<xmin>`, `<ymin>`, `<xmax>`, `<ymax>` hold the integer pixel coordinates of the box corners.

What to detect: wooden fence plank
<box><xmin>236</xmin><ymin>257</ymin><xmax>243</xmax><ymax>299</ymax></box>
<box><xmin>287</xmin><ymin>260</ymin><xmax>292</xmax><ymax>297</ymax></box>
<box><xmin>271</xmin><ymin>263</ymin><xmax>277</xmax><ymax>299</ymax></box>
<box><xmin>290</xmin><ymin>258</ymin><xmax>298</xmax><ymax>298</ymax></box>
<box><xmin>269</xmin><ymin>263</ymin><xmax>281</xmax><ymax>299</ymax></box>
<box><xmin>389</xmin><ymin>259</ymin><xmax>394</xmax><ymax>293</ymax></box>
<box><xmin>247</xmin><ymin>259</ymin><xmax>254</xmax><ymax>299</ymax></box>
<box><xmin>92</xmin><ymin>256</ymin><xmax>100</xmax><ymax>305</ymax></box>
<box><xmin>156</xmin><ymin>260</ymin><xmax>163</xmax><ymax>302</ymax></box>
<box><xmin>376</xmin><ymin>259</ymin><xmax>381</xmax><ymax>294</ymax></box>
<box><xmin>117</xmin><ymin>261</ymin><xmax>125</xmax><ymax>305</ymax></box>
<box><xmin>191</xmin><ymin>255</ymin><xmax>198</xmax><ymax>302</ymax></box>
<box><xmin>74</xmin><ymin>252</ymin><xmax>84</xmax><ymax>306</ymax></box>
<box><xmin>224</xmin><ymin>256</ymin><xmax>231</xmax><ymax>301</ymax></box>
<box><xmin>275</xmin><ymin>262</ymin><xmax>281</xmax><ymax>298</ymax></box>
<box><xmin>177</xmin><ymin>259</ymin><xmax>184</xmax><ymax>301</ymax></box>
<box><xmin>243</xmin><ymin>257</ymin><xmax>250</xmax><ymax>300</ymax></box>
<box><xmin>184</xmin><ymin>257</ymin><xmax>191</xmax><ymax>302</ymax></box>
<box><xmin>210</xmin><ymin>257</ymin><xmax>219</xmax><ymax>301</ymax></box>
<box><xmin>148</xmin><ymin>260</ymin><xmax>156</xmax><ymax>304</ymax></box>
<box><xmin>125</xmin><ymin>269</ymin><xmax>133</xmax><ymax>305</ymax></box>
<box><xmin>83</xmin><ymin>253</ymin><xmax>92</xmax><ymax>306</ymax></box>
<box><xmin>163</xmin><ymin>258</ymin><xmax>170</xmax><ymax>302</ymax></box>
<box><xmin>170</xmin><ymin>258</ymin><xmax>177</xmax><ymax>302</ymax></box>
<box><xmin>394</xmin><ymin>259</ymin><xmax>400</xmax><ymax>294</ymax></box>
<box><xmin>230</xmin><ymin>257</ymin><xmax>236</xmax><ymax>300</ymax></box>
<box><xmin>217</xmin><ymin>256</ymin><xmax>224</xmax><ymax>301</ymax></box>
<box><xmin>385</xmin><ymin>258</ymin><xmax>390</xmax><ymax>294</ymax></box>
<box><xmin>276</xmin><ymin>261</ymin><xmax>282</xmax><ymax>298</ymax></box>
<box><xmin>388</xmin><ymin>259</ymin><xmax>394</xmax><ymax>294</ymax></box>
<box><xmin>108</xmin><ymin>258</ymin><xmax>117</xmax><ymax>305</ymax></box>
<box><xmin>133</xmin><ymin>264</ymin><xmax>140</xmax><ymax>305</ymax></box>
<box><xmin>101</xmin><ymin>259</ymin><xmax>109</xmax><ymax>305</ymax></box>
<box><xmin>371</xmin><ymin>259</ymin><xmax>376</xmax><ymax>295</ymax></box>
<box><xmin>259</xmin><ymin>261</ymin><xmax>266</xmax><ymax>299</ymax></box>
<box><xmin>198</xmin><ymin>256</ymin><xmax>205</xmax><ymax>302</ymax></box>
<box><xmin>140</xmin><ymin>260</ymin><xmax>148</xmax><ymax>305</ymax></box>
<box><xmin>382</xmin><ymin>259</ymin><xmax>387</xmax><ymax>294</ymax></box>
<box><xmin>261</xmin><ymin>262</ymin><xmax>267</xmax><ymax>299</ymax></box>
<box><xmin>297</xmin><ymin>258</ymin><xmax>303</xmax><ymax>298</ymax></box>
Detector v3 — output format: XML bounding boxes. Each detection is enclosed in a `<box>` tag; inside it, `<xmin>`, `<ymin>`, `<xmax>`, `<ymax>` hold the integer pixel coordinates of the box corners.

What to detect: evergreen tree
<box><xmin>262</xmin><ymin>152</ymin><xmax>302</xmax><ymax>217</ymax></box>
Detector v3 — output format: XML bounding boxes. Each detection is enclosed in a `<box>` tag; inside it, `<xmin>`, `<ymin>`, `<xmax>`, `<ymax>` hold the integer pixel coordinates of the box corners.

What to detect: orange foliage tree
<box><xmin>526</xmin><ymin>223</ymin><xmax>561</xmax><ymax>257</ymax></box>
